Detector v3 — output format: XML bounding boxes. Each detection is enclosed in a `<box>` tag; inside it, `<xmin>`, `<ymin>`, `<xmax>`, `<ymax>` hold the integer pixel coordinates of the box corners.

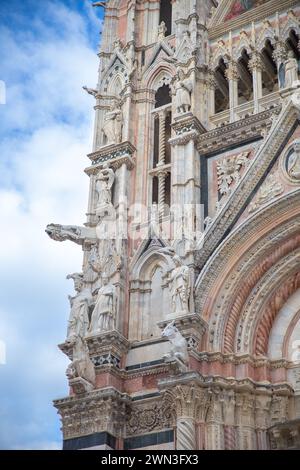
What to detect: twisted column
<box><xmin>158</xmin><ymin>170</ymin><xmax>167</xmax><ymax>218</ymax></box>
<box><xmin>177</xmin><ymin>418</ymin><xmax>197</xmax><ymax>450</ymax></box>
<box><xmin>157</xmin><ymin>111</ymin><xmax>167</xmax><ymax>217</ymax></box>
<box><xmin>163</xmin><ymin>384</ymin><xmax>209</xmax><ymax>450</ymax></box>
<box><xmin>158</xmin><ymin>111</ymin><xmax>166</xmax><ymax>166</ymax></box>
<box><xmin>224</xmin><ymin>425</ymin><xmax>236</xmax><ymax>450</ymax></box>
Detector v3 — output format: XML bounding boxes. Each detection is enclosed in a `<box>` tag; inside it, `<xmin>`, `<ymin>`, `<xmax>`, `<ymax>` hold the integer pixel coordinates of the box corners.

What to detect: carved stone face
<box><xmin>102</xmin><ymin>275</ymin><xmax>108</xmax><ymax>286</ymax></box>
<box><xmin>74</xmin><ymin>278</ymin><xmax>83</xmax><ymax>292</ymax></box>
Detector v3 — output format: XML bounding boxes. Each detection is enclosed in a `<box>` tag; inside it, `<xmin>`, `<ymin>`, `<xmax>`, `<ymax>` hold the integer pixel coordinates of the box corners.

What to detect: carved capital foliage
<box><xmin>225</xmin><ymin>61</ymin><xmax>239</xmax><ymax>81</ymax></box>
<box><xmin>163</xmin><ymin>384</ymin><xmax>209</xmax><ymax>421</ymax></box>
<box><xmin>54</xmin><ymin>388</ymin><xmax>130</xmax><ymax>440</ymax></box>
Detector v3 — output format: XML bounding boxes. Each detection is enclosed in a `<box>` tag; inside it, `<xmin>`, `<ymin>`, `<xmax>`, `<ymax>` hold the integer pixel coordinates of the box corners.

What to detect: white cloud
<box><xmin>0</xmin><ymin>0</ymin><xmax>100</xmax><ymax>450</ymax></box>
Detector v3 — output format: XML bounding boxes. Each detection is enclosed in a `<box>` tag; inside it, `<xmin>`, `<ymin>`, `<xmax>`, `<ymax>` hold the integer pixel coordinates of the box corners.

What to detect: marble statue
<box><xmin>66</xmin><ymin>273</ymin><xmax>93</xmax><ymax>343</ymax></box>
<box><xmin>158</xmin><ymin>21</ymin><xmax>167</xmax><ymax>40</ymax></box>
<box><xmin>284</xmin><ymin>51</ymin><xmax>299</xmax><ymax>88</ymax></box>
<box><xmin>162</xmin><ymin>321</ymin><xmax>189</xmax><ymax>366</ymax></box>
<box><xmin>287</xmin><ymin>141</ymin><xmax>300</xmax><ymax>180</ymax></box>
<box><xmin>89</xmin><ymin>274</ymin><xmax>117</xmax><ymax>334</ymax></box>
<box><xmin>102</xmin><ymin>100</ymin><xmax>123</xmax><ymax>145</ymax></box>
<box><xmin>66</xmin><ymin>335</ymin><xmax>95</xmax><ymax>388</ymax></box>
<box><xmin>169</xmin><ymin>255</ymin><xmax>191</xmax><ymax>315</ymax></box>
<box><xmin>95</xmin><ymin>163</ymin><xmax>115</xmax><ymax>218</ymax></box>
<box><xmin>174</xmin><ymin>68</ymin><xmax>193</xmax><ymax>114</ymax></box>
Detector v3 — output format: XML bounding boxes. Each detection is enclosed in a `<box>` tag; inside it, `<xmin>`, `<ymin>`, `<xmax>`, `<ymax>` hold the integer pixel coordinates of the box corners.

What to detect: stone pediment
<box><xmin>196</xmin><ymin>90</ymin><xmax>300</xmax><ymax>270</ymax></box>
<box><xmin>145</xmin><ymin>41</ymin><xmax>174</xmax><ymax>70</ymax></box>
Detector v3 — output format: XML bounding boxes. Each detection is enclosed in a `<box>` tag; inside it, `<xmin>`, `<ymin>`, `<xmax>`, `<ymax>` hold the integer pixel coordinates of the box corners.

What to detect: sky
<box><xmin>0</xmin><ymin>0</ymin><xmax>103</xmax><ymax>450</ymax></box>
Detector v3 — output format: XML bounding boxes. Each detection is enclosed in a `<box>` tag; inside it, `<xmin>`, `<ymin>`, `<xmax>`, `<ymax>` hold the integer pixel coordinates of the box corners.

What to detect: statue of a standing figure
<box><xmin>158</xmin><ymin>21</ymin><xmax>167</xmax><ymax>40</ymax></box>
<box><xmin>66</xmin><ymin>273</ymin><xmax>93</xmax><ymax>343</ymax></box>
<box><xmin>89</xmin><ymin>274</ymin><xmax>117</xmax><ymax>334</ymax></box>
<box><xmin>169</xmin><ymin>255</ymin><xmax>191</xmax><ymax>315</ymax></box>
<box><xmin>102</xmin><ymin>100</ymin><xmax>123</xmax><ymax>145</ymax></box>
<box><xmin>95</xmin><ymin>163</ymin><xmax>115</xmax><ymax>218</ymax></box>
<box><xmin>284</xmin><ymin>51</ymin><xmax>299</xmax><ymax>88</ymax></box>
<box><xmin>174</xmin><ymin>68</ymin><xmax>193</xmax><ymax>114</ymax></box>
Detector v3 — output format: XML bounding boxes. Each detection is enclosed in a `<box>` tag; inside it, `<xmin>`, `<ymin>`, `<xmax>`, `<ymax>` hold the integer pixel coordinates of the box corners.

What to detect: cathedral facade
<box><xmin>47</xmin><ymin>0</ymin><xmax>300</xmax><ymax>450</ymax></box>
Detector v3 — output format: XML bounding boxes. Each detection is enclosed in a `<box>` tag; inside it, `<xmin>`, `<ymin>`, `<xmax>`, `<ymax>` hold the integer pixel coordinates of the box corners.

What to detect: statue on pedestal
<box><xmin>102</xmin><ymin>100</ymin><xmax>123</xmax><ymax>145</ymax></box>
<box><xmin>89</xmin><ymin>274</ymin><xmax>117</xmax><ymax>334</ymax></box>
<box><xmin>169</xmin><ymin>255</ymin><xmax>191</xmax><ymax>315</ymax></box>
<box><xmin>284</xmin><ymin>51</ymin><xmax>299</xmax><ymax>88</ymax></box>
<box><xmin>174</xmin><ymin>68</ymin><xmax>193</xmax><ymax>114</ymax></box>
<box><xmin>66</xmin><ymin>273</ymin><xmax>93</xmax><ymax>343</ymax></box>
<box><xmin>95</xmin><ymin>163</ymin><xmax>115</xmax><ymax>218</ymax></box>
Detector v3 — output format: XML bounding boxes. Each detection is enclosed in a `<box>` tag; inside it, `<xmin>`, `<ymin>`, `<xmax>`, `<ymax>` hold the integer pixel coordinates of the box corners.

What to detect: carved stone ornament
<box><xmin>217</xmin><ymin>151</ymin><xmax>250</xmax><ymax>196</ymax></box>
<box><xmin>285</xmin><ymin>139</ymin><xmax>300</xmax><ymax>182</ymax></box>
<box><xmin>161</xmin><ymin>320</ymin><xmax>189</xmax><ymax>370</ymax></box>
<box><xmin>249</xmin><ymin>174</ymin><xmax>284</xmax><ymax>214</ymax></box>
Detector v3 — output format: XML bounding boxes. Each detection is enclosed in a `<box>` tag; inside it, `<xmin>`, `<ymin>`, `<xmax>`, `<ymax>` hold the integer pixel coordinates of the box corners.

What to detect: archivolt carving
<box><xmin>195</xmin><ymin>191</ymin><xmax>300</xmax><ymax>319</ymax></box>
<box><xmin>195</xmin><ymin>197</ymin><xmax>300</xmax><ymax>353</ymax></box>
<box><xmin>217</xmin><ymin>222</ymin><xmax>300</xmax><ymax>354</ymax></box>
<box><xmin>236</xmin><ymin>248</ymin><xmax>300</xmax><ymax>355</ymax></box>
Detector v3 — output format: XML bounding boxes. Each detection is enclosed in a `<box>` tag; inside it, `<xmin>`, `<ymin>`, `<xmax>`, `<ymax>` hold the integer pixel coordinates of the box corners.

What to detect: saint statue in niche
<box><xmin>66</xmin><ymin>273</ymin><xmax>93</xmax><ymax>343</ymax></box>
<box><xmin>169</xmin><ymin>255</ymin><xmax>191</xmax><ymax>315</ymax></box>
<box><xmin>102</xmin><ymin>99</ymin><xmax>123</xmax><ymax>145</ymax></box>
<box><xmin>95</xmin><ymin>163</ymin><xmax>115</xmax><ymax>218</ymax></box>
<box><xmin>284</xmin><ymin>51</ymin><xmax>299</xmax><ymax>89</ymax></box>
<box><xmin>174</xmin><ymin>68</ymin><xmax>193</xmax><ymax>114</ymax></box>
<box><xmin>89</xmin><ymin>273</ymin><xmax>117</xmax><ymax>334</ymax></box>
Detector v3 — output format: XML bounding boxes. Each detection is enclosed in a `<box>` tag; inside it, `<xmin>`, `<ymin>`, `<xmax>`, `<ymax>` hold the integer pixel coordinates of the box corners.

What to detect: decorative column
<box><xmin>163</xmin><ymin>383</ymin><xmax>208</xmax><ymax>450</ymax></box>
<box><xmin>206</xmin><ymin>389</ymin><xmax>225</xmax><ymax>450</ymax></box>
<box><xmin>235</xmin><ymin>394</ymin><xmax>257</xmax><ymax>449</ymax></box>
<box><xmin>157</xmin><ymin>110</ymin><xmax>167</xmax><ymax>217</ymax></box>
<box><xmin>255</xmin><ymin>395</ymin><xmax>271</xmax><ymax>450</ymax></box>
<box><xmin>223</xmin><ymin>390</ymin><xmax>236</xmax><ymax>450</ymax></box>
<box><xmin>225</xmin><ymin>61</ymin><xmax>239</xmax><ymax>123</ymax></box>
<box><xmin>206</xmin><ymin>69</ymin><xmax>216</xmax><ymax>124</ymax></box>
<box><xmin>249</xmin><ymin>51</ymin><xmax>263</xmax><ymax>114</ymax></box>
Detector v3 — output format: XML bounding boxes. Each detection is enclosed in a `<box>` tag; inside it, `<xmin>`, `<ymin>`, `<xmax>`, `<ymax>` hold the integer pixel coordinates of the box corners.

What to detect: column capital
<box><xmin>225</xmin><ymin>61</ymin><xmax>239</xmax><ymax>81</ymax></box>
<box><xmin>248</xmin><ymin>51</ymin><xmax>263</xmax><ymax>72</ymax></box>
<box><xmin>162</xmin><ymin>383</ymin><xmax>209</xmax><ymax>420</ymax></box>
<box><xmin>272</xmin><ymin>40</ymin><xmax>288</xmax><ymax>65</ymax></box>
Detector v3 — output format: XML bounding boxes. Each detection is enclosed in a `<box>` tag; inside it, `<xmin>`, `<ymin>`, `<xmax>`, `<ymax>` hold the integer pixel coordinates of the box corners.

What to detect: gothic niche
<box><xmin>261</xmin><ymin>40</ymin><xmax>278</xmax><ymax>96</ymax></box>
<box><xmin>151</xmin><ymin>84</ymin><xmax>172</xmax><ymax>213</ymax></box>
<box><xmin>129</xmin><ymin>253</ymin><xmax>171</xmax><ymax>342</ymax></box>
<box><xmin>159</xmin><ymin>0</ymin><xmax>172</xmax><ymax>37</ymax></box>
<box><xmin>237</xmin><ymin>49</ymin><xmax>253</xmax><ymax>105</ymax></box>
<box><xmin>214</xmin><ymin>58</ymin><xmax>229</xmax><ymax>114</ymax></box>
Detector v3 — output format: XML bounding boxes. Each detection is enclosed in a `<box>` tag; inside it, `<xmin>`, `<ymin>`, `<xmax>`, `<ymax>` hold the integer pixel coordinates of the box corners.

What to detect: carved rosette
<box><xmin>126</xmin><ymin>401</ymin><xmax>174</xmax><ymax>437</ymax></box>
